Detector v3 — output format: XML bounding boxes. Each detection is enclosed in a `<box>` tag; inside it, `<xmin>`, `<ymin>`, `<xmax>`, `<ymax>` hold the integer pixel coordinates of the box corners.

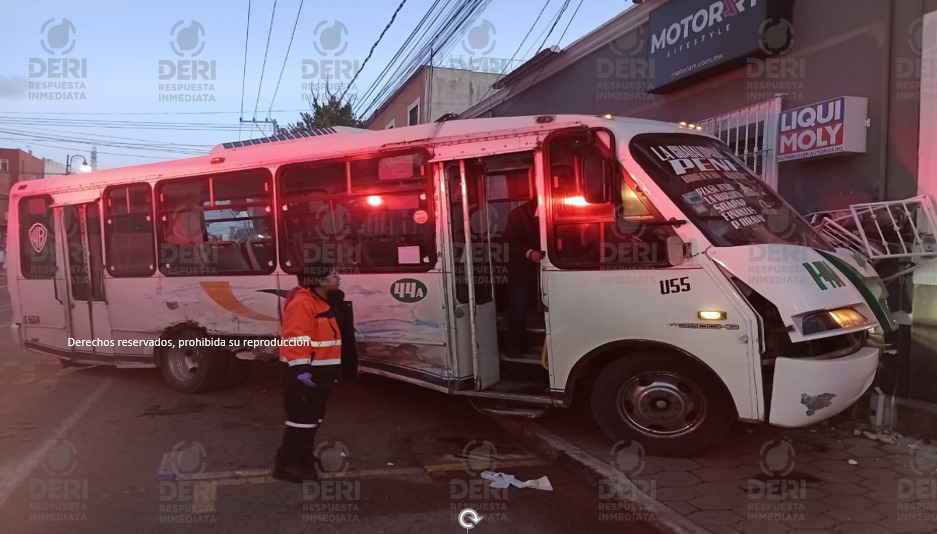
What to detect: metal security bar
<box><xmin>697</xmin><ymin>97</ymin><xmax>782</xmax><ymax>190</ymax></box>
<box><xmin>808</xmin><ymin>195</ymin><xmax>937</xmax><ymax>280</ymax></box>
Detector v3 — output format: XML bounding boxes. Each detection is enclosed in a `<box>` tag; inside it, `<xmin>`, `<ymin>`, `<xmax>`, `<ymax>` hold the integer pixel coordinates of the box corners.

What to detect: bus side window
<box><xmin>104</xmin><ymin>184</ymin><xmax>156</xmax><ymax>277</ymax></box>
<box><xmin>156</xmin><ymin>171</ymin><xmax>274</xmax><ymax>276</ymax></box>
<box><xmin>278</xmin><ymin>151</ymin><xmax>436</xmax><ymax>273</ymax></box>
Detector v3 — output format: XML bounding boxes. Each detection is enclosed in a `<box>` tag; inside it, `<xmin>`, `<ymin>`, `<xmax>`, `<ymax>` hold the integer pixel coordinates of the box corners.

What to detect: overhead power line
<box><xmin>267</xmin><ymin>0</ymin><xmax>305</xmax><ymax>118</ymax></box>
<box><xmin>253</xmin><ymin>0</ymin><xmax>280</xmax><ymax>123</ymax></box>
<box><xmin>239</xmin><ymin>0</ymin><xmax>252</xmax><ymax>139</ymax></box>
<box><xmin>338</xmin><ymin>0</ymin><xmax>409</xmax><ymax>103</ymax></box>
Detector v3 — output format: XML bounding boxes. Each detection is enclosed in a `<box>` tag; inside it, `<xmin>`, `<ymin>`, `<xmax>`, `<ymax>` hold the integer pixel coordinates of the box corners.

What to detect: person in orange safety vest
<box><xmin>273</xmin><ymin>260</ymin><xmax>344</xmax><ymax>483</ymax></box>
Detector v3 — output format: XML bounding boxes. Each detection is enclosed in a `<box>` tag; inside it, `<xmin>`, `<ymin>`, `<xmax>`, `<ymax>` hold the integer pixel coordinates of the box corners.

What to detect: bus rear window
<box><xmin>629</xmin><ymin>134</ymin><xmax>832</xmax><ymax>250</ymax></box>
<box><xmin>19</xmin><ymin>195</ymin><xmax>56</xmax><ymax>279</ymax></box>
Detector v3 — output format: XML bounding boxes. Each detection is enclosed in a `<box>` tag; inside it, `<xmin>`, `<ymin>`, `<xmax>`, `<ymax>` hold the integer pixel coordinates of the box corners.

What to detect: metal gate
<box><xmin>697</xmin><ymin>97</ymin><xmax>782</xmax><ymax>190</ymax></box>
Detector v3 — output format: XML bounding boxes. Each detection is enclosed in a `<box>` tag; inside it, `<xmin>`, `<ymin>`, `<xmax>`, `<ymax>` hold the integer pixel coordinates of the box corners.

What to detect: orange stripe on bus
<box><xmin>199</xmin><ymin>281</ymin><xmax>278</xmax><ymax>322</ymax></box>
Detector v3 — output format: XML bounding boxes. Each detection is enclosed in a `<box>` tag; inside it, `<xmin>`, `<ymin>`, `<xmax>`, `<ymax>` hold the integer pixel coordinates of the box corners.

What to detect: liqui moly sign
<box><xmin>777</xmin><ymin>96</ymin><xmax>868</xmax><ymax>162</ymax></box>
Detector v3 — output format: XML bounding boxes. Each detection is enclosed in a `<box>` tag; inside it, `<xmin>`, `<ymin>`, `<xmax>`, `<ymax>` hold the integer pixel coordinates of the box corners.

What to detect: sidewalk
<box><xmin>493</xmin><ymin>401</ymin><xmax>937</xmax><ymax>534</ymax></box>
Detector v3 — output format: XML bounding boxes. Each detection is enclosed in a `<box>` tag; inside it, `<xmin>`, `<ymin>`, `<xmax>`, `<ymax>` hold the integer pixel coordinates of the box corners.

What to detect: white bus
<box><xmin>7</xmin><ymin>115</ymin><xmax>894</xmax><ymax>455</ymax></box>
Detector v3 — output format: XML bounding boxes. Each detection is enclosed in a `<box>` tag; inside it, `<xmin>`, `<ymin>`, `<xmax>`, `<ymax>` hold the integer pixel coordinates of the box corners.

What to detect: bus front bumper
<box><xmin>768</xmin><ymin>346</ymin><xmax>879</xmax><ymax>428</ymax></box>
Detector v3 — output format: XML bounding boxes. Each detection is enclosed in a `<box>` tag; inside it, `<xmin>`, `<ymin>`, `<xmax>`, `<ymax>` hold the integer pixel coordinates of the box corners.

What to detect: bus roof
<box><xmin>11</xmin><ymin>114</ymin><xmax>695</xmax><ymax>198</ymax></box>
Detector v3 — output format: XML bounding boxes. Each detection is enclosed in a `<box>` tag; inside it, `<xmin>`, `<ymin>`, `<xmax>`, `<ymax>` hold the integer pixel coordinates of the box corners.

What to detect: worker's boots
<box><xmin>273</xmin><ymin>427</ymin><xmax>319</xmax><ymax>483</ymax></box>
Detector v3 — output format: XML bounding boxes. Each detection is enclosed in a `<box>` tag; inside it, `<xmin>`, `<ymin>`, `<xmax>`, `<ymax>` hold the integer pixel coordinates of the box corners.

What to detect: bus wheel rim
<box><xmin>617</xmin><ymin>371</ymin><xmax>707</xmax><ymax>438</ymax></box>
<box><xmin>167</xmin><ymin>346</ymin><xmax>200</xmax><ymax>380</ymax></box>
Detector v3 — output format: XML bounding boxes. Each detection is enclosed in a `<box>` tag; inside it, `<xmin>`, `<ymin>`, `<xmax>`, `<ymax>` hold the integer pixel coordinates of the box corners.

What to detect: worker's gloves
<box><xmin>296</xmin><ymin>372</ymin><xmax>317</xmax><ymax>388</ymax></box>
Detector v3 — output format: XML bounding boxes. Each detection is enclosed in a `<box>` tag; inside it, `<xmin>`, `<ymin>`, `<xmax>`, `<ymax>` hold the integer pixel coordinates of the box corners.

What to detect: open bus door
<box><xmin>55</xmin><ymin>201</ymin><xmax>114</xmax><ymax>361</ymax></box>
<box><xmin>446</xmin><ymin>160</ymin><xmax>500</xmax><ymax>390</ymax></box>
<box><xmin>17</xmin><ymin>195</ymin><xmax>70</xmax><ymax>354</ymax></box>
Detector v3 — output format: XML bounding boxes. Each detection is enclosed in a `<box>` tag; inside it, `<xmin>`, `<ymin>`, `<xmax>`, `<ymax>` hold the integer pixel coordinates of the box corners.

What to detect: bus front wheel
<box><xmin>591</xmin><ymin>353</ymin><xmax>734</xmax><ymax>456</ymax></box>
<box><xmin>159</xmin><ymin>329</ymin><xmax>227</xmax><ymax>393</ymax></box>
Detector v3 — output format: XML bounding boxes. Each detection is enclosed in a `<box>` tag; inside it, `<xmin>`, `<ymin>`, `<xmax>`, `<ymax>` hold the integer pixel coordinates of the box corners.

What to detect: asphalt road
<box><xmin>0</xmin><ymin>277</ymin><xmax>656</xmax><ymax>534</ymax></box>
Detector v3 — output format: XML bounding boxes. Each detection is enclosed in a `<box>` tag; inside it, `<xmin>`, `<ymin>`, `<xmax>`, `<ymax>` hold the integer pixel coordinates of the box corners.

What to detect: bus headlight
<box><xmin>802</xmin><ymin>307</ymin><xmax>867</xmax><ymax>335</ymax></box>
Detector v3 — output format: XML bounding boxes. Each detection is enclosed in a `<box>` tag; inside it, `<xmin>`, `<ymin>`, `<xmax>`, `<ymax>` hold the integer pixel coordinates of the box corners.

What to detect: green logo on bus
<box><xmin>803</xmin><ymin>261</ymin><xmax>845</xmax><ymax>290</ymax></box>
<box><xmin>391</xmin><ymin>279</ymin><xmax>427</xmax><ymax>303</ymax></box>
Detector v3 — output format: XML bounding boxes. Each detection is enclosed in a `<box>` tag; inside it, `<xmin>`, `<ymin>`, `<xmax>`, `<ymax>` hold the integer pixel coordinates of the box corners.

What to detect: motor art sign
<box><xmin>777</xmin><ymin>96</ymin><xmax>868</xmax><ymax>162</ymax></box>
<box><xmin>646</xmin><ymin>0</ymin><xmax>792</xmax><ymax>92</ymax></box>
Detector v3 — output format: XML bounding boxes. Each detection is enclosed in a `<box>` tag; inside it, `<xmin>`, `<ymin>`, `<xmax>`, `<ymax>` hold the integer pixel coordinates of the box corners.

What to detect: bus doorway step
<box><xmin>469</xmin><ymin>397</ymin><xmax>547</xmax><ymax>419</ymax></box>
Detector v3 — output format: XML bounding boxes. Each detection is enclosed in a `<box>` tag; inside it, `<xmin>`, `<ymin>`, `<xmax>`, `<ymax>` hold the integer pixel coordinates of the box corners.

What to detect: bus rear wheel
<box><xmin>591</xmin><ymin>353</ymin><xmax>734</xmax><ymax>456</ymax></box>
<box><xmin>159</xmin><ymin>329</ymin><xmax>227</xmax><ymax>393</ymax></box>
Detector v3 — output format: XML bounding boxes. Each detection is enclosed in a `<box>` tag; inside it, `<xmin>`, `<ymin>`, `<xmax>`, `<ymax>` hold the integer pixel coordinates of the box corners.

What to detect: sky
<box><xmin>0</xmin><ymin>0</ymin><xmax>630</xmax><ymax>171</ymax></box>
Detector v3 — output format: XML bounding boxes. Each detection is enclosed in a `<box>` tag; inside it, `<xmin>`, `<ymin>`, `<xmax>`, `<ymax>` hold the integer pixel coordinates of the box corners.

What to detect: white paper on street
<box><xmin>480</xmin><ymin>471</ymin><xmax>553</xmax><ymax>491</ymax></box>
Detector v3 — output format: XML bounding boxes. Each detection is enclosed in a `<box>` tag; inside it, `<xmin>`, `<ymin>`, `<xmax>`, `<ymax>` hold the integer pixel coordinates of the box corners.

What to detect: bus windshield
<box><xmin>629</xmin><ymin>133</ymin><xmax>832</xmax><ymax>251</ymax></box>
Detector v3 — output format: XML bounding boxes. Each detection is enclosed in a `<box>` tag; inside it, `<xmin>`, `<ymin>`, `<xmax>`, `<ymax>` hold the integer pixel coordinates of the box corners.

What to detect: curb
<box><xmin>492</xmin><ymin>416</ymin><xmax>711</xmax><ymax>534</ymax></box>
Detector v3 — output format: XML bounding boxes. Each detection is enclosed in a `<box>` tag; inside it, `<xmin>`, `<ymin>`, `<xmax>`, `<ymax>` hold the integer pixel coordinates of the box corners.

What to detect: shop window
<box><xmin>278</xmin><ymin>151</ymin><xmax>436</xmax><ymax>273</ymax></box>
<box><xmin>156</xmin><ymin>170</ymin><xmax>275</xmax><ymax>276</ymax></box>
<box><xmin>19</xmin><ymin>196</ymin><xmax>56</xmax><ymax>279</ymax></box>
<box><xmin>104</xmin><ymin>183</ymin><xmax>155</xmax><ymax>277</ymax></box>
<box><xmin>546</xmin><ymin>130</ymin><xmax>672</xmax><ymax>268</ymax></box>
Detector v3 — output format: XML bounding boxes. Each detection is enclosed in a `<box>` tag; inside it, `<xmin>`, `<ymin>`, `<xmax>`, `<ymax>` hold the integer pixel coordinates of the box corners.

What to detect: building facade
<box><xmin>461</xmin><ymin>0</ymin><xmax>937</xmax><ymax>403</ymax></box>
<box><xmin>366</xmin><ymin>66</ymin><xmax>501</xmax><ymax>129</ymax></box>
<box><xmin>0</xmin><ymin>148</ymin><xmax>45</xmax><ymax>245</ymax></box>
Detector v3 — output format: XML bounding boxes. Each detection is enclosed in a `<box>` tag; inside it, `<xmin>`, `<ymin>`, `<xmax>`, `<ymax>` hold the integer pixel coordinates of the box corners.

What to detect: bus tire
<box><xmin>590</xmin><ymin>352</ymin><xmax>734</xmax><ymax>457</ymax></box>
<box><xmin>220</xmin><ymin>357</ymin><xmax>252</xmax><ymax>389</ymax></box>
<box><xmin>159</xmin><ymin>329</ymin><xmax>227</xmax><ymax>393</ymax></box>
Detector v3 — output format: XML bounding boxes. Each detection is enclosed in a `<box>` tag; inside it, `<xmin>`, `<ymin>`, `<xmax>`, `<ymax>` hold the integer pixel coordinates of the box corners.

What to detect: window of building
<box><xmin>408</xmin><ymin>99</ymin><xmax>420</xmax><ymax>126</ymax></box>
<box><xmin>385</xmin><ymin>119</ymin><xmax>396</xmax><ymax>129</ymax></box>
<box><xmin>156</xmin><ymin>170</ymin><xmax>275</xmax><ymax>276</ymax></box>
<box><xmin>0</xmin><ymin>159</ymin><xmax>8</xmax><ymax>172</ymax></box>
<box><xmin>104</xmin><ymin>183</ymin><xmax>155</xmax><ymax>277</ymax></box>
<box><xmin>278</xmin><ymin>150</ymin><xmax>436</xmax><ymax>273</ymax></box>
<box><xmin>697</xmin><ymin>97</ymin><xmax>781</xmax><ymax>190</ymax></box>
<box><xmin>546</xmin><ymin>130</ymin><xmax>673</xmax><ymax>268</ymax></box>
<box><xmin>19</xmin><ymin>195</ymin><xmax>56</xmax><ymax>279</ymax></box>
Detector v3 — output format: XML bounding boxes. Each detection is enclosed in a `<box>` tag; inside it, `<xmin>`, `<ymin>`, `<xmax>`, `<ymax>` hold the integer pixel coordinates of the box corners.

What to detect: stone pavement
<box><xmin>495</xmin><ymin>402</ymin><xmax>937</xmax><ymax>534</ymax></box>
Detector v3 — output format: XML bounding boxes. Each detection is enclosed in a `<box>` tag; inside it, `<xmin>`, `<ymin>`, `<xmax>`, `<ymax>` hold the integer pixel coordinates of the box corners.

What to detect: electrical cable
<box><xmin>267</xmin><ymin>0</ymin><xmax>305</xmax><ymax>119</ymax></box>
<box><xmin>338</xmin><ymin>0</ymin><xmax>408</xmax><ymax>104</ymax></box>
<box><xmin>239</xmin><ymin>0</ymin><xmax>252</xmax><ymax>139</ymax></box>
<box><xmin>253</xmin><ymin>0</ymin><xmax>279</xmax><ymax>120</ymax></box>
<box><xmin>556</xmin><ymin>0</ymin><xmax>585</xmax><ymax>45</ymax></box>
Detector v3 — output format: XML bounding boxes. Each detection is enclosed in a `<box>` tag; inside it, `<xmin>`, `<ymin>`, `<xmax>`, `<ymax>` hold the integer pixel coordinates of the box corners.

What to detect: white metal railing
<box><xmin>697</xmin><ymin>97</ymin><xmax>782</xmax><ymax>190</ymax></box>
<box><xmin>808</xmin><ymin>195</ymin><xmax>937</xmax><ymax>281</ymax></box>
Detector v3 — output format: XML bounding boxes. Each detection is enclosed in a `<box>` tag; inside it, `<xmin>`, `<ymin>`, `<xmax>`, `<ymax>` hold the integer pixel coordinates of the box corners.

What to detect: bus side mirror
<box><xmin>581</xmin><ymin>157</ymin><xmax>611</xmax><ymax>204</ymax></box>
<box><xmin>666</xmin><ymin>236</ymin><xmax>686</xmax><ymax>266</ymax></box>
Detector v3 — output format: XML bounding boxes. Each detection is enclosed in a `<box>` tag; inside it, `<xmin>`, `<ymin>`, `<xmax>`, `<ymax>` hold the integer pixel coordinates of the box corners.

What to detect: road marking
<box><xmin>0</xmin><ymin>379</ymin><xmax>113</xmax><ymax>507</ymax></box>
<box><xmin>173</xmin><ymin>457</ymin><xmax>550</xmax><ymax>488</ymax></box>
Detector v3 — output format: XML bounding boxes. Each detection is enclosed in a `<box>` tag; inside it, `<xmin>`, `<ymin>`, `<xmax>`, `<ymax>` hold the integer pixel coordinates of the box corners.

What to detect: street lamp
<box><xmin>65</xmin><ymin>154</ymin><xmax>91</xmax><ymax>175</ymax></box>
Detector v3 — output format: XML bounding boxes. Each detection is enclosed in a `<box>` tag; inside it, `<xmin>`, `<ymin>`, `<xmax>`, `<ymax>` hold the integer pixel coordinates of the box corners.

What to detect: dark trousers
<box><xmin>507</xmin><ymin>267</ymin><xmax>537</xmax><ymax>350</ymax></box>
<box><xmin>276</xmin><ymin>368</ymin><xmax>332</xmax><ymax>469</ymax></box>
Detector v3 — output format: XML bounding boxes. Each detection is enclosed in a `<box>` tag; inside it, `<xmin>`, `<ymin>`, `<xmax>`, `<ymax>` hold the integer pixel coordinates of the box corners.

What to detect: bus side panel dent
<box><xmin>769</xmin><ymin>347</ymin><xmax>879</xmax><ymax>427</ymax></box>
